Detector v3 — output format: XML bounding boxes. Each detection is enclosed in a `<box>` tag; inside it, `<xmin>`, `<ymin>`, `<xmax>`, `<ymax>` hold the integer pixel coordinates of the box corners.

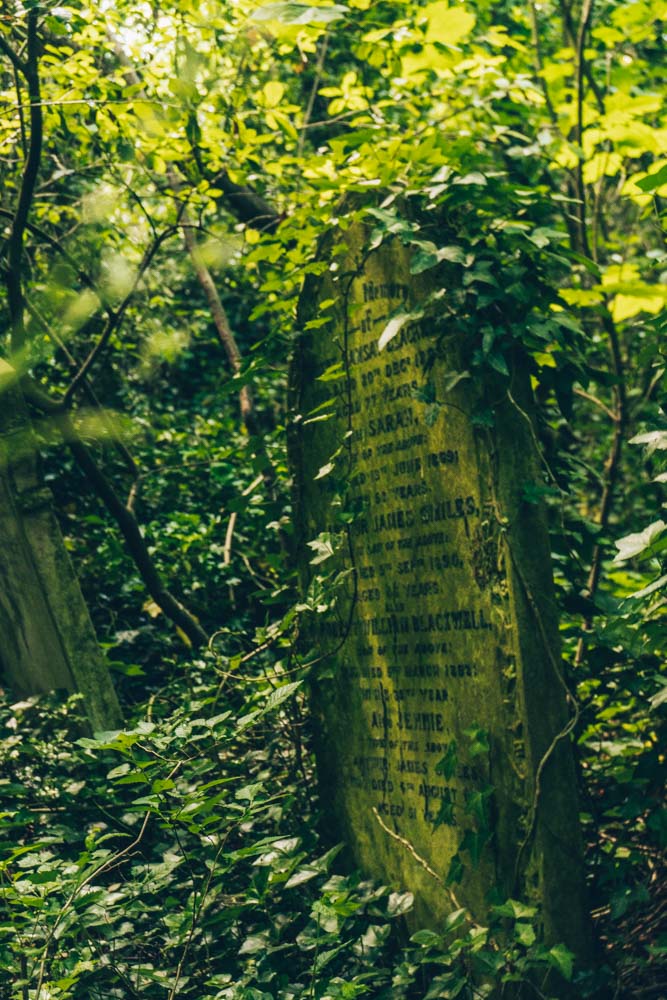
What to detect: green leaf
<box><xmin>263</xmin><ymin>80</ymin><xmax>285</xmax><ymax>107</ymax></box>
<box><xmin>410</xmin><ymin>243</ymin><xmax>465</xmax><ymax>274</ymax></box>
<box><xmin>515</xmin><ymin>921</ymin><xmax>536</xmax><ymax>947</ymax></box>
<box><xmin>547</xmin><ymin>943</ymin><xmax>574</xmax><ymax>980</ymax></box>
<box><xmin>492</xmin><ymin>898</ymin><xmax>537</xmax><ymax>919</ymax></box>
<box><xmin>378</xmin><ymin>308</ymin><xmax>424</xmax><ymax>351</ymax></box>
<box><xmin>423</xmin><ymin>2</ymin><xmax>476</xmax><ymax>46</ymax></box>
<box><xmin>488</xmin><ymin>352</ymin><xmax>509</xmax><ymax>376</ymax></box>
<box><xmin>453</xmin><ymin>171</ymin><xmax>487</xmax><ymax>186</ymax></box>
<box><xmin>636</xmin><ymin>164</ymin><xmax>667</xmax><ymax>192</ymax></box>
<box><xmin>410</xmin><ymin>928</ymin><xmax>442</xmax><ymax>947</ymax></box>
<box><xmin>435</xmin><ymin>740</ymin><xmax>458</xmax><ymax>779</ymax></box>
<box><xmin>650</xmin><ymin>684</ymin><xmax>667</xmax><ymax>711</ymax></box>
<box><xmin>464</xmin><ymin>726</ymin><xmax>490</xmax><ymax>757</ymax></box>
<box><xmin>614</xmin><ymin>520</ymin><xmax>666</xmax><ymax>563</ymax></box>
<box><xmin>433</xmin><ymin>790</ymin><xmax>456</xmax><ymax>827</ymax></box>
<box><xmin>284</xmin><ymin>866</ymin><xmax>319</xmax><ymax>888</ymax></box>
<box><xmin>629</xmin><ymin>430</ymin><xmax>667</xmax><ymax>454</ymax></box>
<box><xmin>251</xmin><ymin>2</ymin><xmax>349</xmax><ymax>25</ymax></box>
<box><xmin>387</xmin><ymin>890</ymin><xmax>414</xmax><ymax>916</ymax></box>
<box><xmin>263</xmin><ymin>680</ymin><xmax>303</xmax><ymax>713</ymax></box>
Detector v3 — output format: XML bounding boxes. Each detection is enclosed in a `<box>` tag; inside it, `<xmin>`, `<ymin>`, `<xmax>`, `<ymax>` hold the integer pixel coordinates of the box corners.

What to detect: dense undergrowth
<box><xmin>1</xmin><ymin>0</ymin><xmax>666</xmax><ymax>996</ymax></box>
<box><xmin>0</xmin><ymin>563</ymin><xmax>664</xmax><ymax>998</ymax></box>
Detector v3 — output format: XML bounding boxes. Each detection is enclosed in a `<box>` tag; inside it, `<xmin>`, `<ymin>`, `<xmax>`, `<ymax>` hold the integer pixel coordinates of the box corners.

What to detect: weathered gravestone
<box><xmin>0</xmin><ymin>369</ymin><xmax>122</xmax><ymax>732</ymax></box>
<box><xmin>290</xmin><ymin>220</ymin><xmax>592</xmax><ymax>959</ymax></box>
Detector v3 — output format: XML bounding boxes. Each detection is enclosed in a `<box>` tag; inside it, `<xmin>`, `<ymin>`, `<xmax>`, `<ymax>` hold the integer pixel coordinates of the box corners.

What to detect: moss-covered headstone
<box><xmin>290</xmin><ymin>221</ymin><xmax>592</xmax><ymax>959</ymax></box>
<box><xmin>0</xmin><ymin>374</ymin><xmax>122</xmax><ymax>732</ymax></box>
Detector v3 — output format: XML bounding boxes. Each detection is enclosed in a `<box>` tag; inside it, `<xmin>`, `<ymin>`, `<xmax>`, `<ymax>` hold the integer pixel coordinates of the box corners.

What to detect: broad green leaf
<box><xmin>251</xmin><ymin>2</ymin><xmax>348</xmax><ymax>25</ymax></box>
<box><xmin>636</xmin><ymin>163</ymin><xmax>667</xmax><ymax>192</ymax></box>
<box><xmin>423</xmin><ymin>3</ymin><xmax>475</xmax><ymax>46</ymax></box>
<box><xmin>378</xmin><ymin>308</ymin><xmax>424</xmax><ymax>351</ymax></box>
<box><xmin>614</xmin><ymin>520</ymin><xmax>666</xmax><ymax>563</ymax></box>
<box><xmin>630</xmin><ymin>430</ymin><xmax>667</xmax><ymax>454</ymax></box>
<box><xmin>410</xmin><ymin>928</ymin><xmax>442</xmax><ymax>946</ymax></box>
<box><xmin>263</xmin><ymin>80</ymin><xmax>285</xmax><ymax>107</ymax></box>
<box><xmin>547</xmin><ymin>943</ymin><xmax>574</xmax><ymax>981</ymax></box>
<box><xmin>515</xmin><ymin>922</ymin><xmax>536</xmax><ymax>947</ymax></box>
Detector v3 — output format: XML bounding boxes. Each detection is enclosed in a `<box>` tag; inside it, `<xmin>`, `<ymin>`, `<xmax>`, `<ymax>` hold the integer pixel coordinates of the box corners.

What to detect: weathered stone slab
<box><xmin>290</xmin><ymin>220</ymin><xmax>592</xmax><ymax>958</ymax></box>
<box><xmin>0</xmin><ymin>374</ymin><xmax>122</xmax><ymax>732</ymax></box>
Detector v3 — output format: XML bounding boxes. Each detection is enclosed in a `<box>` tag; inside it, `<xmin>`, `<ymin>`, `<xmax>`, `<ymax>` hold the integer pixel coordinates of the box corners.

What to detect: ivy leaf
<box><xmin>410</xmin><ymin>243</ymin><xmax>465</xmax><ymax>274</ymax></box>
<box><xmin>547</xmin><ymin>943</ymin><xmax>574</xmax><ymax>981</ymax></box>
<box><xmin>515</xmin><ymin>922</ymin><xmax>536</xmax><ymax>947</ymax></box>
<box><xmin>464</xmin><ymin>726</ymin><xmax>490</xmax><ymax>757</ymax></box>
<box><xmin>433</xmin><ymin>790</ymin><xmax>456</xmax><ymax>827</ymax></box>
<box><xmin>378</xmin><ymin>308</ymin><xmax>424</xmax><ymax>351</ymax></box>
<box><xmin>435</xmin><ymin>740</ymin><xmax>458</xmax><ymax>779</ymax></box>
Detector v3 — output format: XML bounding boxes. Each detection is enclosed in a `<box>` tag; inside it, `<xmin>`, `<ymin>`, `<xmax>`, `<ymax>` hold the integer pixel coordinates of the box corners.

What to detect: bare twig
<box><xmin>223</xmin><ymin>511</ymin><xmax>237</xmax><ymax>567</ymax></box>
<box><xmin>574</xmin><ymin>386</ymin><xmax>619</xmax><ymax>423</ymax></box>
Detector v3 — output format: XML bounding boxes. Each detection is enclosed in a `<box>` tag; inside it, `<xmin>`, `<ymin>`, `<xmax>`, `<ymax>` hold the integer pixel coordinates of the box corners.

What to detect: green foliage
<box><xmin>0</xmin><ymin>682</ymin><xmax>614</xmax><ymax>999</ymax></box>
<box><xmin>0</xmin><ymin>0</ymin><xmax>666</xmax><ymax>995</ymax></box>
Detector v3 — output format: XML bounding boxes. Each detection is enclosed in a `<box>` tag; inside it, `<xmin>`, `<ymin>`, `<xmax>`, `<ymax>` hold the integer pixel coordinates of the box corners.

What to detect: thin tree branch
<box><xmin>529</xmin><ymin>1</ymin><xmax>558</xmax><ymax>124</ymax></box>
<box><xmin>215</xmin><ymin>170</ymin><xmax>282</xmax><ymax>233</ymax></box>
<box><xmin>13</xmin><ymin>62</ymin><xmax>27</xmax><ymax>156</ymax></box>
<box><xmin>24</xmin><ymin>297</ymin><xmax>139</xmax><ymax>479</ymax></box>
<box><xmin>572</xmin><ymin>0</ymin><xmax>594</xmax><ymax>259</ymax></box>
<box><xmin>6</xmin><ymin>11</ymin><xmax>42</xmax><ymax>353</ymax></box>
<box><xmin>0</xmin><ymin>207</ymin><xmax>108</xmax><ymax>305</ymax></box>
<box><xmin>558</xmin><ymin>0</ymin><xmax>605</xmax><ymax>113</ymax></box>
<box><xmin>64</xmin><ymin>422</ymin><xmax>209</xmax><ymax>647</ymax></box>
<box><xmin>298</xmin><ymin>32</ymin><xmax>329</xmax><ymax>156</ymax></box>
<box><xmin>62</xmin><ymin>223</ymin><xmax>182</xmax><ymax>405</ymax></box>
<box><xmin>0</xmin><ymin>31</ymin><xmax>27</xmax><ymax>74</ymax></box>
<box><xmin>21</xmin><ymin>396</ymin><xmax>209</xmax><ymax>648</ymax></box>
<box><xmin>573</xmin><ymin>386</ymin><xmax>619</xmax><ymax>423</ymax></box>
<box><xmin>575</xmin><ymin>307</ymin><xmax>628</xmax><ymax>665</ymax></box>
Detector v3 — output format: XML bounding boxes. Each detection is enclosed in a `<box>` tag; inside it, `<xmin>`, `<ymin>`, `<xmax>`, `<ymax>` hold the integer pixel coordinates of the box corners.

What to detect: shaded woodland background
<box><xmin>0</xmin><ymin>1</ymin><xmax>665</xmax><ymax>997</ymax></box>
